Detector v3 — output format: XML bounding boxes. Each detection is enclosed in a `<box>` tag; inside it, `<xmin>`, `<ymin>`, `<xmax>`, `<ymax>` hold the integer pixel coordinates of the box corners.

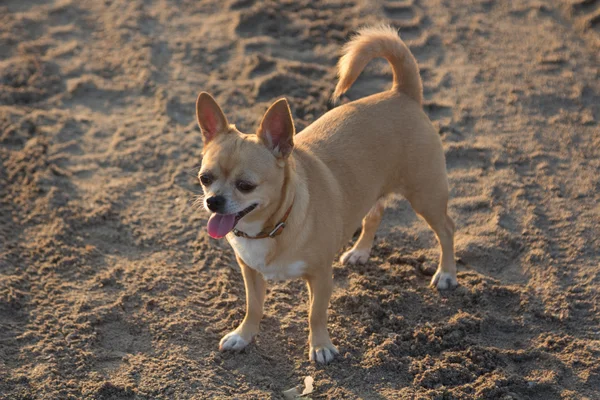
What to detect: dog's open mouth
<box><xmin>207</xmin><ymin>204</ymin><xmax>257</xmax><ymax>239</ymax></box>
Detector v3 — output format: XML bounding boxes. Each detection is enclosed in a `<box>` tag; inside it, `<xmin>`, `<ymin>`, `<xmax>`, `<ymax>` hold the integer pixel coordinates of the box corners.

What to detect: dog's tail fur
<box><xmin>332</xmin><ymin>25</ymin><xmax>423</xmax><ymax>105</ymax></box>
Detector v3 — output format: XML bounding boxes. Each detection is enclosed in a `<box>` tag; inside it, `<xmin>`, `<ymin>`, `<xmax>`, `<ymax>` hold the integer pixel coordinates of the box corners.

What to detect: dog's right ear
<box><xmin>196</xmin><ymin>92</ymin><xmax>229</xmax><ymax>143</ymax></box>
<box><xmin>257</xmin><ymin>98</ymin><xmax>295</xmax><ymax>159</ymax></box>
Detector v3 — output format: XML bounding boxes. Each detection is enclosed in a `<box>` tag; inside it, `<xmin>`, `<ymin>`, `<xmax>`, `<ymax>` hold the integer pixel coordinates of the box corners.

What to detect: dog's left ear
<box><xmin>257</xmin><ymin>98</ymin><xmax>295</xmax><ymax>159</ymax></box>
<box><xmin>196</xmin><ymin>92</ymin><xmax>229</xmax><ymax>144</ymax></box>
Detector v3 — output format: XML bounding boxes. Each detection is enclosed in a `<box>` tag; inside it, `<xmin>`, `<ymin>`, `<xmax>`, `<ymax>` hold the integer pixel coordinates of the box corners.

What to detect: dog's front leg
<box><xmin>219</xmin><ymin>257</ymin><xmax>266</xmax><ymax>352</ymax></box>
<box><xmin>306</xmin><ymin>269</ymin><xmax>339</xmax><ymax>364</ymax></box>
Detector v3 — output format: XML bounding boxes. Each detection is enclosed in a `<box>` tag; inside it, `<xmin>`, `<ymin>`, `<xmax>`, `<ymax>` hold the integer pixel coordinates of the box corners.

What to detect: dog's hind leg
<box><xmin>340</xmin><ymin>199</ymin><xmax>385</xmax><ymax>265</ymax></box>
<box><xmin>409</xmin><ymin>194</ymin><xmax>457</xmax><ymax>290</ymax></box>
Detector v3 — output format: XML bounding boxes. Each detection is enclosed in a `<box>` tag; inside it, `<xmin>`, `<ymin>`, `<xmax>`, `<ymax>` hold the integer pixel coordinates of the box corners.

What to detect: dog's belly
<box><xmin>252</xmin><ymin>260</ymin><xmax>307</xmax><ymax>281</ymax></box>
<box><xmin>228</xmin><ymin>236</ymin><xmax>306</xmax><ymax>281</ymax></box>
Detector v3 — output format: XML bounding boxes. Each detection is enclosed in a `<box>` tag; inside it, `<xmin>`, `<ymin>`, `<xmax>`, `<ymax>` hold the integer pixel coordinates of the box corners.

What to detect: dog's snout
<box><xmin>206</xmin><ymin>195</ymin><xmax>226</xmax><ymax>213</ymax></box>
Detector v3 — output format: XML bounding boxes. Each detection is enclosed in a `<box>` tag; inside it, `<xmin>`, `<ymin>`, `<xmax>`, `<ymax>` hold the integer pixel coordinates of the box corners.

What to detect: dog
<box><xmin>195</xmin><ymin>25</ymin><xmax>457</xmax><ymax>364</ymax></box>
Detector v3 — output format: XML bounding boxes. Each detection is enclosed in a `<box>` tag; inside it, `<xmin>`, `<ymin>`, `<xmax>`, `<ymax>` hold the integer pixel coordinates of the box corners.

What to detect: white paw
<box><xmin>340</xmin><ymin>248</ymin><xmax>370</xmax><ymax>265</ymax></box>
<box><xmin>219</xmin><ymin>331</ymin><xmax>252</xmax><ymax>352</ymax></box>
<box><xmin>309</xmin><ymin>343</ymin><xmax>339</xmax><ymax>364</ymax></box>
<box><xmin>430</xmin><ymin>271</ymin><xmax>458</xmax><ymax>290</ymax></box>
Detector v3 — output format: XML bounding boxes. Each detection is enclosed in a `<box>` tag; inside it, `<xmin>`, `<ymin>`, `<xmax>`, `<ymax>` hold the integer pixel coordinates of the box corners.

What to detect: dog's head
<box><xmin>196</xmin><ymin>92</ymin><xmax>295</xmax><ymax>239</ymax></box>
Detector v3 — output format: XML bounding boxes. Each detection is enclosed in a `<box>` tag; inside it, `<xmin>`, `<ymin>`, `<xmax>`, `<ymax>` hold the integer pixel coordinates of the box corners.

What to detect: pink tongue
<box><xmin>207</xmin><ymin>213</ymin><xmax>237</xmax><ymax>239</ymax></box>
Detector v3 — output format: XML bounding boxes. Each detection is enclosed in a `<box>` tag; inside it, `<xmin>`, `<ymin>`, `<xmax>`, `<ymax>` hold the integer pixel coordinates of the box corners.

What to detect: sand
<box><xmin>1</xmin><ymin>0</ymin><xmax>599</xmax><ymax>398</ymax></box>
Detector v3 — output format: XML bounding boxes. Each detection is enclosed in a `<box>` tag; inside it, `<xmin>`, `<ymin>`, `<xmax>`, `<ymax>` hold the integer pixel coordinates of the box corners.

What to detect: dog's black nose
<box><xmin>206</xmin><ymin>195</ymin><xmax>226</xmax><ymax>213</ymax></box>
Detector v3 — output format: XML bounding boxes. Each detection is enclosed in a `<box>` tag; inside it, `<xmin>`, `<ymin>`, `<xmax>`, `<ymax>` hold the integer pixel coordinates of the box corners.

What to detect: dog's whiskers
<box><xmin>190</xmin><ymin>193</ymin><xmax>206</xmax><ymax>210</ymax></box>
<box><xmin>184</xmin><ymin>164</ymin><xmax>203</xmax><ymax>180</ymax></box>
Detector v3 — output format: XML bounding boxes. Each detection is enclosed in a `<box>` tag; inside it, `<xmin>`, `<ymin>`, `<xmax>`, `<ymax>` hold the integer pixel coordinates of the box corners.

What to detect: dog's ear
<box><xmin>196</xmin><ymin>92</ymin><xmax>229</xmax><ymax>143</ymax></box>
<box><xmin>257</xmin><ymin>98</ymin><xmax>295</xmax><ymax>159</ymax></box>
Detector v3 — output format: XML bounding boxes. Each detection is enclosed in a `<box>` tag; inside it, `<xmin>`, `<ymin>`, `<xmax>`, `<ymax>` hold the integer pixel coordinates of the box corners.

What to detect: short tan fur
<box><xmin>196</xmin><ymin>25</ymin><xmax>457</xmax><ymax>364</ymax></box>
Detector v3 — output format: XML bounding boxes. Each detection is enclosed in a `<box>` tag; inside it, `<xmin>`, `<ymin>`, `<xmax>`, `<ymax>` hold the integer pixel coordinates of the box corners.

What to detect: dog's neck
<box><xmin>235</xmin><ymin>158</ymin><xmax>296</xmax><ymax>237</ymax></box>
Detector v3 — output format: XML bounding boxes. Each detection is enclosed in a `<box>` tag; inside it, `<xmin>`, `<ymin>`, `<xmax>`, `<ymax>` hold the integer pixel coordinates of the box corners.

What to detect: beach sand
<box><xmin>1</xmin><ymin>0</ymin><xmax>599</xmax><ymax>398</ymax></box>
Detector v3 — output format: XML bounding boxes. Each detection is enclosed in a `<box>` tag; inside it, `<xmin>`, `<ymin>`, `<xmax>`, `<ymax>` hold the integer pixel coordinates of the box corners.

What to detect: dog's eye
<box><xmin>236</xmin><ymin>180</ymin><xmax>256</xmax><ymax>193</ymax></box>
<box><xmin>199</xmin><ymin>173</ymin><xmax>213</xmax><ymax>186</ymax></box>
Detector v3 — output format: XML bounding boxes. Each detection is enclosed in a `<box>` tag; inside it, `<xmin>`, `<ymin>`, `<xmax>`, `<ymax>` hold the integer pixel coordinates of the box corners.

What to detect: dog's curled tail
<box><xmin>332</xmin><ymin>25</ymin><xmax>423</xmax><ymax>105</ymax></box>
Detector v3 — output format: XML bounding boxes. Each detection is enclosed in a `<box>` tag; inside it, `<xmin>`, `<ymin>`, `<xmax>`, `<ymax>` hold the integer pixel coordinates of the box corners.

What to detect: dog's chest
<box><xmin>228</xmin><ymin>236</ymin><xmax>306</xmax><ymax>281</ymax></box>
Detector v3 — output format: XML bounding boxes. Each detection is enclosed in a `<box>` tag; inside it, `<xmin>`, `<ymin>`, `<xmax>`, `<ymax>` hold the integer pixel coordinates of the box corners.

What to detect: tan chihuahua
<box><xmin>195</xmin><ymin>25</ymin><xmax>457</xmax><ymax>364</ymax></box>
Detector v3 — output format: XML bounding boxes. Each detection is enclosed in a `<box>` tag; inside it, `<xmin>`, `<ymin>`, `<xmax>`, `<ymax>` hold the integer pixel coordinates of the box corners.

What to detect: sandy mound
<box><xmin>1</xmin><ymin>0</ymin><xmax>599</xmax><ymax>398</ymax></box>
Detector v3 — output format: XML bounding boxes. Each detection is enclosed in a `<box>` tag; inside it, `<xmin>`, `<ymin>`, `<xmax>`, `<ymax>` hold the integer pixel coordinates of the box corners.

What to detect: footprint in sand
<box><xmin>383</xmin><ymin>0</ymin><xmax>424</xmax><ymax>42</ymax></box>
<box><xmin>570</xmin><ymin>0</ymin><xmax>600</xmax><ymax>32</ymax></box>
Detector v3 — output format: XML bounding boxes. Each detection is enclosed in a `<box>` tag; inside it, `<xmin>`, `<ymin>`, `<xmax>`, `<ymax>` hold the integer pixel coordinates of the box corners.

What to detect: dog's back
<box><xmin>294</xmin><ymin>25</ymin><xmax>445</xmax><ymax>234</ymax></box>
